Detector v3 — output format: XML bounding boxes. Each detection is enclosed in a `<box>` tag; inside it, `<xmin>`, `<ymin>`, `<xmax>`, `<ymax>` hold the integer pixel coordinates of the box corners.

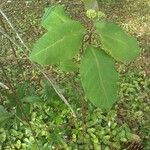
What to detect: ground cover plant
<box><xmin>0</xmin><ymin>0</ymin><xmax>150</xmax><ymax>150</ymax></box>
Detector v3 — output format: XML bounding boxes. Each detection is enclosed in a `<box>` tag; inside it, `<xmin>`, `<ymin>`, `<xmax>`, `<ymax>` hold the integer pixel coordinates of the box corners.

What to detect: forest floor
<box><xmin>0</xmin><ymin>0</ymin><xmax>150</xmax><ymax>150</ymax></box>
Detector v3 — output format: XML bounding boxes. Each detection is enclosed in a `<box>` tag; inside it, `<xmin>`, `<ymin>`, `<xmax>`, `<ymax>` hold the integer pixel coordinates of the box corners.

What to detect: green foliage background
<box><xmin>0</xmin><ymin>0</ymin><xmax>149</xmax><ymax>149</ymax></box>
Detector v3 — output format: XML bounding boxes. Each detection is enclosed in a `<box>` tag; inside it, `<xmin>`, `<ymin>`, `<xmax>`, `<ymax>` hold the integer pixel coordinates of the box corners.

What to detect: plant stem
<box><xmin>0</xmin><ymin>17</ymin><xmax>26</xmax><ymax>81</ymax></box>
<box><xmin>96</xmin><ymin>0</ymin><xmax>100</xmax><ymax>11</ymax></box>
<box><xmin>81</xmin><ymin>97</ymin><xmax>87</xmax><ymax>134</ymax></box>
<box><xmin>0</xmin><ymin>9</ymin><xmax>76</xmax><ymax>118</ymax></box>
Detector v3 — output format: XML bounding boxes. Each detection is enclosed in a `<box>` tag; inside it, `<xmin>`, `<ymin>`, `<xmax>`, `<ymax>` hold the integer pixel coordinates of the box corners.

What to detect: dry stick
<box><xmin>0</xmin><ymin>63</ymin><xmax>40</xmax><ymax>150</ymax></box>
<box><xmin>0</xmin><ymin>17</ymin><xmax>18</xmax><ymax>58</ymax></box>
<box><xmin>0</xmin><ymin>17</ymin><xmax>26</xmax><ymax>82</ymax></box>
<box><xmin>0</xmin><ymin>28</ymin><xmax>76</xmax><ymax>117</ymax></box>
<box><xmin>0</xmin><ymin>9</ymin><xmax>76</xmax><ymax>118</ymax></box>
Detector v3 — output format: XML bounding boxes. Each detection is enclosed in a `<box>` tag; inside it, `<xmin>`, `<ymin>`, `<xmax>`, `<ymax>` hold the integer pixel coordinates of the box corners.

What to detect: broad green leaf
<box><xmin>80</xmin><ymin>46</ymin><xmax>119</xmax><ymax>110</ymax></box>
<box><xmin>16</xmin><ymin>84</ymin><xmax>26</xmax><ymax>99</ymax></box>
<box><xmin>0</xmin><ymin>105</ymin><xmax>12</xmax><ymax>127</ymax></box>
<box><xmin>82</xmin><ymin>0</ymin><xmax>99</xmax><ymax>10</ymax></box>
<box><xmin>58</xmin><ymin>60</ymin><xmax>78</xmax><ymax>72</ymax></box>
<box><xmin>42</xmin><ymin>5</ymin><xmax>72</xmax><ymax>29</ymax></box>
<box><xmin>16</xmin><ymin>104</ymin><xmax>31</xmax><ymax>120</ymax></box>
<box><xmin>30</xmin><ymin>22</ymin><xmax>85</xmax><ymax>65</ymax></box>
<box><xmin>21</xmin><ymin>96</ymin><xmax>42</xmax><ymax>103</ymax></box>
<box><xmin>95</xmin><ymin>21</ymin><xmax>140</xmax><ymax>63</ymax></box>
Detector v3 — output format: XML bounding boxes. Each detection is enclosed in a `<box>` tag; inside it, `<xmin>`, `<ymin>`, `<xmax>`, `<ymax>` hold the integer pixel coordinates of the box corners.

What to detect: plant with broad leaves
<box><xmin>30</xmin><ymin>3</ymin><xmax>140</xmax><ymax>111</ymax></box>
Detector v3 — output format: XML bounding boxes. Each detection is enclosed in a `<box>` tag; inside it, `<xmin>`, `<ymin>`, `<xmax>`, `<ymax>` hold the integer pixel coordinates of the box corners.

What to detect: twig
<box><xmin>0</xmin><ymin>11</ymin><xmax>76</xmax><ymax>118</ymax></box>
<box><xmin>0</xmin><ymin>16</ymin><xmax>27</xmax><ymax>81</ymax></box>
<box><xmin>81</xmin><ymin>97</ymin><xmax>87</xmax><ymax>134</ymax></box>
<box><xmin>0</xmin><ymin>17</ymin><xmax>18</xmax><ymax>58</ymax></box>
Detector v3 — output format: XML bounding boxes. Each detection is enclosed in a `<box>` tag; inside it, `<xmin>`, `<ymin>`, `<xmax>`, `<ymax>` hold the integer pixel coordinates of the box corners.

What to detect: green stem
<box><xmin>96</xmin><ymin>0</ymin><xmax>100</xmax><ymax>10</ymax></box>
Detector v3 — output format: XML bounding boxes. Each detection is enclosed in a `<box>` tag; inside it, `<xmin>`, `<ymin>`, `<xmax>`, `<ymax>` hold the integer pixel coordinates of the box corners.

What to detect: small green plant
<box><xmin>29</xmin><ymin>2</ymin><xmax>140</xmax><ymax>111</ymax></box>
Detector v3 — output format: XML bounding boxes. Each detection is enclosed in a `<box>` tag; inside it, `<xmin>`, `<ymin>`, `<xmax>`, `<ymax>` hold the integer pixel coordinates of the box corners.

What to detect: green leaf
<box><xmin>0</xmin><ymin>105</ymin><xmax>12</xmax><ymax>127</ymax></box>
<box><xmin>80</xmin><ymin>46</ymin><xmax>119</xmax><ymax>110</ymax></box>
<box><xmin>42</xmin><ymin>5</ymin><xmax>72</xmax><ymax>29</ymax></box>
<box><xmin>58</xmin><ymin>60</ymin><xmax>78</xmax><ymax>72</ymax></box>
<box><xmin>30</xmin><ymin>22</ymin><xmax>84</xmax><ymax>65</ymax></box>
<box><xmin>16</xmin><ymin>84</ymin><xmax>26</xmax><ymax>99</ymax></box>
<box><xmin>95</xmin><ymin>21</ymin><xmax>140</xmax><ymax>63</ymax></box>
<box><xmin>30</xmin><ymin>5</ymin><xmax>85</xmax><ymax>65</ymax></box>
<box><xmin>21</xmin><ymin>96</ymin><xmax>42</xmax><ymax>103</ymax></box>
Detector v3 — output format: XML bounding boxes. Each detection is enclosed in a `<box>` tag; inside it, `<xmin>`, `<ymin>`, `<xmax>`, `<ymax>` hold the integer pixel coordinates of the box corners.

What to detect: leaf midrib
<box><xmin>32</xmin><ymin>30</ymin><xmax>82</xmax><ymax>57</ymax></box>
<box><xmin>91</xmin><ymin>49</ymin><xmax>109</xmax><ymax>104</ymax></box>
<box><xmin>101</xmin><ymin>32</ymin><xmax>129</xmax><ymax>48</ymax></box>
